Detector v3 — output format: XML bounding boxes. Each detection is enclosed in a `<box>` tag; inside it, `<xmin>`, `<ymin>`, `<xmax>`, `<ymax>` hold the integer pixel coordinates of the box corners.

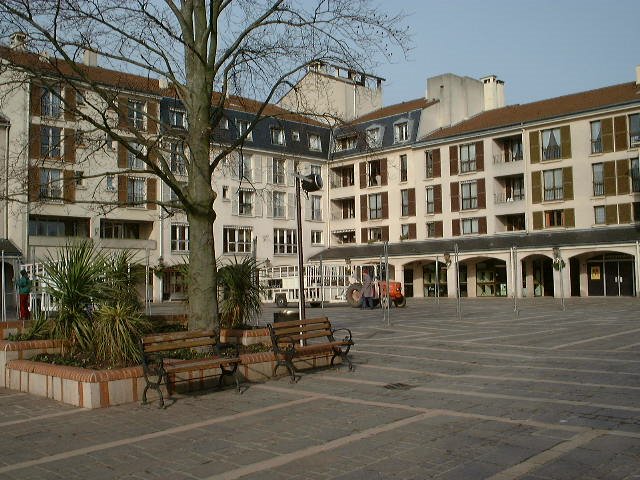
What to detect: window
<box><xmin>630</xmin><ymin>113</ymin><xmax>640</xmax><ymax>147</ymax></box>
<box><xmin>236</xmin><ymin>119</ymin><xmax>252</xmax><ymax>140</ymax></box>
<box><xmin>632</xmin><ymin>158</ymin><xmax>640</xmax><ymax>192</ymax></box>
<box><xmin>545</xmin><ymin>209</ymin><xmax>564</xmax><ymax>227</ymax></box>
<box><xmin>368</xmin><ymin>193</ymin><xmax>383</xmax><ymax>220</ymax></box>
<box><xmin>223</xmin><ymin>227</ymin><xmax>252</xmax><ymax>253</ymax></box>
<box><xmin>401</xmin><ymin>189</ymin><xmax>410</xmax><ymax>216</ymax></box>
<box><xmin>592</xmin><ymin>163</ymin><xmax>604</xmax><ymax>196</ymax></box>
<box><xmin>461</xmin><ymin>181</ymin><xmax>478</xmax><ymax>210</ymax></box>
<box><xmin>310</xmin><ymin>195</ymin><xmax>322</xmax><ymax>221</ymax></box>
<box><xmin>238</xmin><ymin>189</ymin><xmax>253</xmax><ymax>216</ymax></box>
<box><xmin>426</xmin><ymin>222</ymin><xmax>437</xmax><ymax>238</ymax></box>
<box><xmin>591</xmin><ymin>121</ymin><xmax>602</xmax><ymax>154</ymax></box>
<box><xmin>100</xmin><ymin>220</ymin><xmax>140</xmax><ymax>239</ymax></box>
<box><xmin>542</xmin><ymin>128</ymin><xmax>562</xmax><ymax>160</ymax></box>
<box><xmin>400</xmin><ymin>224</ymin><xmax>410</xmax><ymax>239</ymax></box>
<box><xmin>461</xmin><ymin>218</ymin><xmax>479</xmax><ymax>235</ymax></box>
<box><xmin>543</xmin><ymin>168</ymin><xmax>563</xmax><ymax>201</ymax></box>
<box><xmin>222</xmin><ymin>185</ymin><xmax>229</xmax><ymax>200</ymax></box>
<box><xmin>105</xmin><ymin>175</ymin><xmax>116</xmax><ymax>192</ymax></box>
<box><xmin>292</xmin><ymin>130</ymin><xmax>300</xmax><ymax>141</ymax></box>
<box><xmin>127</xmin><ymin>177</ymin><xmax>145</xmax><ymax>205</ymax></box>
<box><xmin>311</xmin><ymin>230</ymin><xmax>323</xmax><ymax>245</ymax></box>
<box><xmin>171</xmin><ymin>224</ymin><xmax>189</xmax><ymax>252</ymax></box>
<box><xmin>272</xmin><ymin>158</ymin><xmax>286</xmax><ymax>185</ymax></box>
<box><xmin>170</xmin><ymin>142</ymin><xmax>186</xmax><ymax>175</ymax></box>
<box><xmin>40</xmin><ymin>168</ymin><xmax>62</xmax><ymax>200</ymax></box>
<box><xmin>29</xmin><ymin>215</ymin><xmax>89</xmax><ymax>237</ymax></box>
<box><xmin>400</xmin><ymin>154</ymin><xmax>408</xmax><ymax>182</ymax></box>
<box><xmin>75</xmin><ymin>130</ymin><xmax>85</xmax><ymax>146</ymax></box>
<box><xmin>274</xmin><ymin>228</ymin><xmax>297</xmax><ymax>254</ymax></box>
<box><xmin>238</xmin><ymin>154</ymin><xmax>252</xmax><ymax>180</ymax></box>
<box><xmin>169</xmin><ymin>108</ymin><xmax>186</xmax><ymax>129</ymax></box>
<box><xmin>425</xmin><ymin>151</ymin><xmax>434</xmax><ymax>178</ymax></box>
<box><xmin>41</xmin><ymin>86</ymin><xmax>61</xmax><ymax>118</ymax></box>
<box><xmin>127</xmin><ymin>142</ymin><xmax>145</xmax><ymax>170</ymax></box>
<box><xmin>394</xmin><ymin>122</ymin><xmax>408</xmax><ymax>143</ymax></box>
<box><xmin>272</xmin><ymin>191</ymin><xmax>286</xmax><ymax>218</ymax></box>
<box><xmin>40</xmin><ymin>126</ymin><xmax>62</xmax><ymax>158</ymax></box>
<box><xmin>367</xmin><ymin>159</ymin><xmax>381</xmax><ymax>186</ymax></box>
<box><xmin>336</xmin><ymin>135</ymin><xmax>357</xmax><ymax>151</ymax></box>
<box><xmin>219</xmin><ymin>118</ymin><xmax>229</xmax><ymax>130</ymax></box>
<box><xmin>366</xmin><ymin>128</ymin><xmax>381</xmax><ymax>146</ymax></box>
<box><xmin>128</xmin><ymin>99</ymin><xmax>145</xmax><ymax>129</ymax></box>
<box><xmin>310</xmin><ymin>164</ymin><xmax>321</xmax><ymax>177</ymax></box>
<box><xmin>594</xmin><ymin>206</ymin><xmax>606</xmax><ymax>225</ymax></box>
<box><xmin>309</xmin><ymin>133</ymin><xmax>322</xmax><ymax>151</ymax></box>
<box><xmin>425</xmin><ymin>186</ymin><xmax>435</xmax><ymax>214</ymax></box>
<box><xmin>368</xmin><ymin>227</ymin><xmax>382</xmax><ymax>242</ymax></box>
<box><xmin>75</xmin><ymin>171</ymin><xmax>85</xmax><ymax>187</ymax></box>
<box><xmin>459</xmin><ymin>143</ymin><xmax>476</xmax><ymax>173</ymax></box>
<box><xmin>332</xmin><ymin>230</ymin><xmax>356</xmax><ymax>244</ymax></box>
<box><xmin>270</xmin><ymin>127</ymin><xmax>285</xmax><ymax>145</ymax></box>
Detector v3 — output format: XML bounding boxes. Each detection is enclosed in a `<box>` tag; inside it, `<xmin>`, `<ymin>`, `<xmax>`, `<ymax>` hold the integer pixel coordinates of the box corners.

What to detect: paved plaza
<box><xmin>1</xmin><ymin>297</ymin><xmax>639</xmax><ymax>479</ymax></box>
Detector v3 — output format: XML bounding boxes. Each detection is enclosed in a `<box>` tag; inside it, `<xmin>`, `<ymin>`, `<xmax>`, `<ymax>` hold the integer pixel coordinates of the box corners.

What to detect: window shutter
<box><xmin>359</xmin><ymin>162</ymin><xmax>367</xmax><ymax>188</ymax></box>
<box><xmin>361</xmin><ymin>228</ymin><xmax>367</xmax><ymax>243</ymax></box>
<box><xmin>254</xmin><ymin>195</ymin><xmax>263</xmax><ymax>217</ymax></box>
<box><xmin>408</xmin><ymin>223</ymin><xmax>416</xmax><ymax>239</ymax></box>
<box><xmin>532</xmin><ymin>211</ymin><xmax>543</xmax><ymax>230</ymax></box>
<box><xmin>118</xmin><ymin>175</ymin><xmax>127</xmax><ymax>204</ymax></box>
<box><xmin>64</xmin><ymin>128</ymin><xmax>76</xmax><ymax>163</ymax></box>
<box><xmin>602</xmin><ymin>118</ymin><xmax>613</xmax><ymax>153</ymax></box>
<box><xmin>478</xmin><ymin>216</ymin><xmax>487</xmax><ymax>234</ymax></box>
<box><xmin>28</xmin><ymin>166</ymin><xmax>40</xmax><ymax>202</ymax></box>
<box><xmin>450</xmin><ymin>182</ymin><xmax>459</xmax><ymax>212</ymax></box>
<box><xmin>147</xmin><ymin>101</ymin><xmax>158</xmax><ymax>133</ymax></box>
<box><xmin>147</xmin><ymin>146</ymin><xmax>158</xmax><ymax>169</ymax></box>
<box><xmin>29</xmin><ymin>124</ymin><xmax>41</xmax><ymax>159</ymax></box>
<box><xmin>266</xmin><ymin>193</ymin><xmax>273</xmax><ymax>218</ymax></box>
<box><xmin>118</xmin><ymin>95</ymin><xmax>129</xmax><ymax>129</ymax></box>
<box><xmin>605</xmin><ymin>204</ymin><xmax>618</xmax><ymax>225</ymax></box>
<box><xmin>64</xmin><ymin>86</ymin><xmax>76</xmax><ymax>121</ymax></box>
<box><xmin>477</xmin><ymin>178</ymin><xmax>486</xmax><ymax>208</ymax></box>
<box><xmin>435</xmin><ymin>221</ymin><xmax>443</xmax><ymax>238</ymax></box>
<box><xmin>360</xmin><ymin>194</ymin><xmax>367</xmax><ymax>221</ymax></box>
<box><xmin>529</xmin><ymin>131</ymin><xmax>540</xmax><ymax>164</ymax></box>
<box><xmin>305</xmin><ymin>196</ymin><xmax>312</xmax><ymax>221</ymax></box>
<box><xmin>614</xmin><ymin>116</ymin><xmax>628</xmax><ymax>151</ymax></box>
<box><xmin>616</xmin><ymin>159</ymin><xmax>630</xmax><ymax>195</ymax></box>
<box><xmin>232</xmin><ymin>194</ymin><xmax>239</xmax><ymax>216</ymax></box>
<box><xmin>287</xmin><ymin>192</ymin><xmax>296</xmax><ymax>219</ymax></box>
<box><xmin>380</xmin><ymin>158</ymin><xmax>388</xmax><ymax>186</ymax></box>
<box><xmin>253</xmin><ymin>156</ymin><xmax>262</xmax><ymax>183</ymax></box>
<box><xmin>618</xmin><ymin>203</ymin><xmax>632</xmax><ymax>224</ymax></box>
<box><xmin>560</xmin><ymin>125</ymin><xmax>571</xmax><ymax>159</ymax></box>
<box><xmin>287</xmin><ymin>160</ymin><xmax>295</xmax><ymax>186</ymax></box>
<box><xmin>146</xmin><ymin>178</ymin><xmax>157</xmax><ymax>210</ymax></box>
<box><xmin>118</xmin><ymin>142</ymin><xmax>128</xmax><ymax>168</ymax></box>
<box><xmin>433</xmin><ymin>149</ymin><xmax>441</xmax><ymax>177</ymax></box>
<box><xmin>408</xmin><ymin>188</ymin><xmax>416</xmax><ymax>216</ymax></box>
<box><xmin>603</xmin><ymin>161</ymin><xmax>617</xmax><ymax>196</ymax></box>
<box><xmin>451</xmin><ymin>219</ymin><xmax>460</xmax><ymax>236</ymax></box>
<box><xmin>266</xmin><ymin>157</ymin><xmax>274</xmax><ymax>184</ymax></box>
<box><xmin>531</xmin><ymin>171</ymin><xmax>542</xmax><ymax>204</ymax></box>
<box><xmin>564</xmin><ymin>208</ymin><xmax>575</xmax><ymax>227</ymax></box>
<box><xmin>381</xmin><ymin>226</ymin><xmax>389</xmax><ymax>241</ymax></box>
<box><xmin>63</xmin><ymin>170</ymin><xmax>75</xmax><ymax>203</ymax></box>
<box><xmin>475</xmin><ymin>141</ymin><xmax>484</xmax><ymax>171</ymax></box>
<box><xmin>382</xmin><ymin>191</ymin><xmax>389</xmax><ymax>219</ymax></box>
<box><xmin>562</xmin><ymin>167</ymin><xmax>573</xmax><ymax>200</ymax></box>
<box><xmin>449</xmin><ymin>146</ymin><xmax>458</xmax><ymax>175</ymax></box>
<box><xmin>434</xmin><ymin>184</ymin><xmax>442</xmax><ymax>214</ymax></box>
<box><xmin>30</xmin><ymin>83</ymin><xmax>41</xmax><ymax>116</ymax></box>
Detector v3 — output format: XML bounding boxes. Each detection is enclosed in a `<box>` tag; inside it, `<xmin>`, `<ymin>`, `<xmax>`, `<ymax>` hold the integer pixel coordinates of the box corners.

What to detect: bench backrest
<box><xmin>141</xmin><ymin>330</ymin><xmax>216</xmax><ymax>354</ymax></box>
<box><xmin>269</xmin><ymin>317</ymin><xmax>334</xmax><ymax>344</ymax></box>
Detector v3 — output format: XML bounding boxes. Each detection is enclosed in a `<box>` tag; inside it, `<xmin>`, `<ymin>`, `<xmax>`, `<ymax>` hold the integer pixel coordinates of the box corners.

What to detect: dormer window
<box><xmin>128</xmin><ymin>99</ymin><xmax>145</xmax><ymax>130</ymax></box>
<box><xmin>236</xmin><ymin>119</ymin><xmax>252</xmax><ymax>140</ymax></box>
<box><xmin>169</xmin><ymin>108</ymin><xmax>186</xmax><ymax>129</ymax></box>
<box><xmin>271</xmin><ymin>127</ymin><xmax>285</xmax><ymax>145</ymax></box>
<box><xmin>394</xmin><ymin>122</ymin><xmax>409</xmax><ymax>143</ymax></box>
<box><xmin>292</xmin><ymin>130</ymin><xmax>300</xmax><ymax>141</ymax></box>
<box><xmin>41</xmin><ymin>86</ymin><xmax>62</xmax><ymax>118</ymax></box>
<box><xmin>309</xmin><ymin>133</ymin><xmax>322</xmax><ymax>151</ymax></box>
<box><xmin>366</xmin><ymin>127</ymin><xmax>381</xmax><ymax>146</ymax></box>
<box><xmin>336</xmin><ymin>135</ymin><xmax>357</xmax><ymax>151</ymax></box>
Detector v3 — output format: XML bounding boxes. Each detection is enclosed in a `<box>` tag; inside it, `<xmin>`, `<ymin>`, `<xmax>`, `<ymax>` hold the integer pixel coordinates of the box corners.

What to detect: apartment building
<box><xmin>0</xmin><ymin>41</ymin><xmax>329</xmax><ymax>302</ymax></box>
<box><xmin>309</xmin><ymin>69</ymin><xmax>640</xmax><ymax>299</ymax></box>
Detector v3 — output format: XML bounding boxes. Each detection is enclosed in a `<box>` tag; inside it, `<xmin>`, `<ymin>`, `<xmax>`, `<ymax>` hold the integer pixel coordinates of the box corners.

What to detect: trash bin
<box><xmin>273</xmin><ymin>309</ymin><xmax>299</xmax><ymax>323</ymax></box>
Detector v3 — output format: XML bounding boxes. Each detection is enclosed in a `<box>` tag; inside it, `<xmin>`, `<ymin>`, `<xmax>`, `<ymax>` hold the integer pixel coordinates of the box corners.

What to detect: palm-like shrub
<box><xmin>218</xmin><ymin>256</ymin><xmax>264</xmax><ymax>328</ymax></box>
<box><xmin>104</xmin><ymin>250</ymin><xmax>143</xmax><ymax>309</ymax></box>
<box><xmin>93</xmin><ymin>302</ymin><xmax>150</xmax><ymax>368</ymax></box>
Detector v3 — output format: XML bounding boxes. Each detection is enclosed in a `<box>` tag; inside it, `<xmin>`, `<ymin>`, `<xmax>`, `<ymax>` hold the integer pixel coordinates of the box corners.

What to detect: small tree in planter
<box><xmin>217</xmin><ymin>256</ymin><xmax>265</xmax><ymax>329</ymax></box>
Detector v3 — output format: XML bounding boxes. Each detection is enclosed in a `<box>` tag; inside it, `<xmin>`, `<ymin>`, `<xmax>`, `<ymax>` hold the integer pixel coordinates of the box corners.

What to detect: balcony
<box><xmin>493</xmin><ymin>193</ymin><xmax>525</xmax><ymax>215</ymax></box>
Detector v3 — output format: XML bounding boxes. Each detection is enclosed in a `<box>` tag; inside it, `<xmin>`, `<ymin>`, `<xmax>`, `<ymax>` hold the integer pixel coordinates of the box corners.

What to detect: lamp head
<box><xmin>298</xmin><ymin>173</ymin><xmax>323</xmax><ymax>193</ymax></box>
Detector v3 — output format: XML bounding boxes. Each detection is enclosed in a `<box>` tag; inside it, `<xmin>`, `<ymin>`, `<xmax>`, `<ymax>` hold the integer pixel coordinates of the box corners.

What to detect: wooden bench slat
<box><xmin>272</xmin><ymin>324</ymin><xmax>332</xmax><ymax>336</ymax></box>
<box><xmin>270</xmin><ymin>317</ymin><xmax>330</xmax><ymax>329</ymax></box>
<box><xmin>142</xmin><ymin>330</ymin><xmax>215</xmax><ymax>345</ymax></box>
<box><xmin>165</xmin><ymin>357</ymin><xmax>240</xmax><ymax>374</ymax></box>
<box><xmin>143</xmin><ymin>338</ymin><xmax>216</xmax><ymax>353</ymax></box>
<box><xmin>277</xmin><ymin>331</ymin><xmax>334</xmax><ymax>343</ymax></box>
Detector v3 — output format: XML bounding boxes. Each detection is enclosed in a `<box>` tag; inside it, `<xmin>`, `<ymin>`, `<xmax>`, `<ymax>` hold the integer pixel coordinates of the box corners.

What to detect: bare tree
<box><xmin>0</xmin><ymin>1</ymin><xmax>408</xmax><ymax>332</ymax></box>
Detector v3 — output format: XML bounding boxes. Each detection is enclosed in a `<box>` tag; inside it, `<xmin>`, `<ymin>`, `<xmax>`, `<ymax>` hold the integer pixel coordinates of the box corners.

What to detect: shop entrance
<box><xmin>587</xmin><ymin>254</ymin><xmax>635</xmax><ymax>296</ymax></box>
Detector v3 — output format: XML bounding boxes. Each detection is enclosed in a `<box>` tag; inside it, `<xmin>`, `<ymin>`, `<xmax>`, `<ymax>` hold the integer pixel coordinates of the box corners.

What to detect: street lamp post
<box><xmin>553</xmin><ymin>247</ymin><xmax>565</xmax><ymax>311</ymax></box>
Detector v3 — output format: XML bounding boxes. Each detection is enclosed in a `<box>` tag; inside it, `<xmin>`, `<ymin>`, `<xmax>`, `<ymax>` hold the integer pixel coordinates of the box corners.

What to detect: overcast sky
<box><xmin>375</xmin><ymin>0</ymin><xmax>639</xmax><ymax>107</ymax></box>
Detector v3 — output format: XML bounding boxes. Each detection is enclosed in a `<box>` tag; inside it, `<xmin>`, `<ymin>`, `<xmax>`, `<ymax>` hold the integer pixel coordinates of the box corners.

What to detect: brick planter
<box><xmin>0</xmin><ymin>320</ymin><xmax>32</xmax><ymax>340</ymax></box>
<box><xmin>0</xmin><ymin>339</ymin><xmax>63</xmax><ymax>388</ymax></box>
<box><xmin>219</xmin><ymin>327</ymin><xmax>270</xmax><ymax>346</ymax></box>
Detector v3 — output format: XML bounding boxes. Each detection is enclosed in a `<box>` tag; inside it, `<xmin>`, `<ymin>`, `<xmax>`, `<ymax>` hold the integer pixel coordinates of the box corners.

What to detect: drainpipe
<box><xmin>521</xmin><ymin>125</ymin><xmax>528</xmax><ymax>233</ymax></box>
<box><xmin>4</xmin><ymin>123</ymin><xmax>10</xmax><ymax>239</ymax></box>
<box><xmin>636</xmin><ymin>241</ymin><xmax>639</xmax><ymax>297</ymax></box>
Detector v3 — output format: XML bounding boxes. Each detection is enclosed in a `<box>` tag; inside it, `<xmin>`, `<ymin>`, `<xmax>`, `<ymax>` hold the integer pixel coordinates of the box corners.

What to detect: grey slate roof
<box><xmin>0</xmin><ymin>239</ymin><xmax>22</xmax><ymax>257</ymax></box>
<box><xmin>310</xmin><ymin>226</ymin><xmax>640</xmax><ymax>261</ymax></box>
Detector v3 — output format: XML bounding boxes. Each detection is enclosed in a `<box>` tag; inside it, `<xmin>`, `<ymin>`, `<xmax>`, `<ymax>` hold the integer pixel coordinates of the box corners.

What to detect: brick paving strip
<box><xmin>549</xmin><ymin>328</ymin><xmax>640</xmax><ymax>350</ymax></box>
<box><xmin>0</xmin><ymin>409</ymin><xmax>85</xmax><ymax>427</ymax></box>
<box><xmin>0</xmin><ymin>396</ymin><xmax>318</xmax><ymax>475</ymax></box>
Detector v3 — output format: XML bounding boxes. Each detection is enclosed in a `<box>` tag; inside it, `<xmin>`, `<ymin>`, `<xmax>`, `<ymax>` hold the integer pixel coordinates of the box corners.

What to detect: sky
<box><xmin>375</xmin><ymin>0</ymin><xmax>640</xmax><ymax>107</ymax></box>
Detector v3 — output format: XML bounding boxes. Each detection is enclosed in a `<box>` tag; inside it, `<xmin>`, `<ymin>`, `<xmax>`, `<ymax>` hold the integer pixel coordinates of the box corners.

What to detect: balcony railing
<box><xmin>593</xmin><ymin>182</ymin><xmax>604</xmax><ymax>196</ymax></box>
<box><xmin>494</xmin><ymin>193</ymin><xmax>525</xmax><ymax>204</ymax></box>
<box><xmin>493</xmin><ymin>152</ymin><xmax>523</xmax><ymax>164</ymax></box>
<box><xmin>591</xmin><ymin>139</ymin><xmax>603</xmax><ymax>154</ymax></box>
<box><xmin>542</xmin><ymin>146</ymin><xmax>562</xmax><ymax>161</ymax></box>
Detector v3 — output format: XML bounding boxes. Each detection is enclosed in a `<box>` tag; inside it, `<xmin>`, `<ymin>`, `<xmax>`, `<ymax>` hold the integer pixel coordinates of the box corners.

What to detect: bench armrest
<box><xmin>331</xmin><ymin>327</ymin><xmax>353</xmax><ymax>344</ymax></box>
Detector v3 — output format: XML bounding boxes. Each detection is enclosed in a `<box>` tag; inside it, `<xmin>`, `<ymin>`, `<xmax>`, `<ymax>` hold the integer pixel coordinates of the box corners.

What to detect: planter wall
<box><xmin>0</xmin><ymin>320</ymin><xmax>32</xmax><ymax>340</ymax></box>
<box><xmin>220</xmin><ymin>327</ymin><xmax>270</xmax><ymax>346</ymax></box>
<box><xmin>0</xmin><ymin>339</ymin><xmax>63</xmax><ymax>388</ymax></box>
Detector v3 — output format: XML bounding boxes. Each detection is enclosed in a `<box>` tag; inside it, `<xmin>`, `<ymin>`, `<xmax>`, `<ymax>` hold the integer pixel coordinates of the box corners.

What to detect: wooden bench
<box><xmin>267</xmin><ymin>316</ymin><xmax>353</xmax><ymax>382</ymax></box>
<box><xmin>140</xmin><ymin>330</ymin><xmax>241</xmax><ymax>408</ymax></box>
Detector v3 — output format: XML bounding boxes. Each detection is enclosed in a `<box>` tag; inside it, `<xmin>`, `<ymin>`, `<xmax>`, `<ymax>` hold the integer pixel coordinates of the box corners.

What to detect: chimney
<box><xmin>158</xmin><ymin>77</ymin><xmax>168</xmax><ymax>89</ymax></box>
<box><xmin>481</xmin><ymin>75</ymin><xmax>505</xmax><ymax>111</ymax></box>
<box><xmin>636</xmin><ymin>65</ymin><xmax>640</xmax><ymax>86</ymax></box>
<box><xmin>10</xmin><ymin>32</ymin><xmax>27</xmax><ymax>51</ymax></box>
<box><xmin>83</xmin><ymin>49</ymin><xmax>98</xmax><ymax>67</ymax></box>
